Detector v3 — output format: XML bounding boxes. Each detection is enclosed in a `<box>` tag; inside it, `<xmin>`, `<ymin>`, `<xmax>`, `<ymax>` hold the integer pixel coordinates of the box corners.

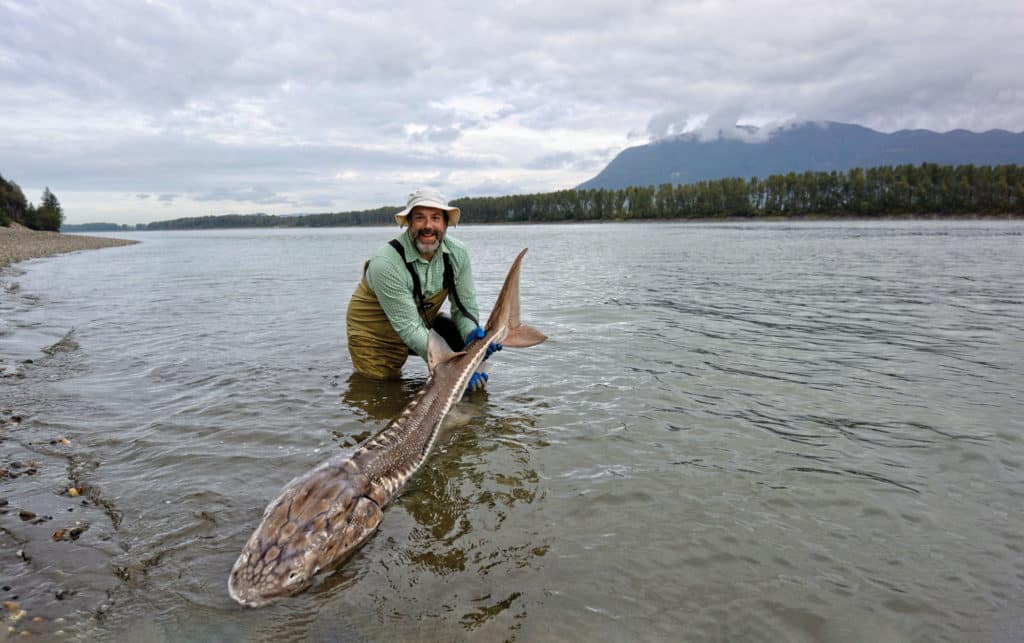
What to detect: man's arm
<box><xmin>365</xmin><ymin>255</ymin><xmax>430</xmax><ymax>358</ymax></box>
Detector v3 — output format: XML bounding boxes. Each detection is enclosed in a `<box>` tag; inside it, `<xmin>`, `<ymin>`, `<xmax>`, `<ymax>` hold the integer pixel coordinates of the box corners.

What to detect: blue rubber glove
<box><xmin>465</xmin><ymin>371</ymin><xmax>489</xmax><ymax>393</ymax></box>
<box><xmin>465</xmin><ymin>326</ymin><xmax>503</xmax><ymax>360</ymax></box>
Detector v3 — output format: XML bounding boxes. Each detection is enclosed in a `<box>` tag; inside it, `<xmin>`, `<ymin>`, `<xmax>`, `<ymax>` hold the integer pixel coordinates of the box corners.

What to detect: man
<box><xmin>346</xmin><ymin>187</ymin><xmax>500</xmax><ymax>389</ymax></box>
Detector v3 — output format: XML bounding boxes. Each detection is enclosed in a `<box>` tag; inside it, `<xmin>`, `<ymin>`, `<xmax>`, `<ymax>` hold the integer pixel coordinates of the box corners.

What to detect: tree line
<box><xmin>1</xmin><ymin>173</ymin><xmax>64</xmax><ymax>231</ymax></box>
<box><xmin>62</xmin><ymin>222</ymin><xmax>149</xmax><ymax>232</ymax></box>
<box><xmin>145</xmin><ymin>207</ymin><xmax>397</xmax><ymax>230</ymax></box>
<box><xmin>6</xmin><ymin>163</ymin><xmax>1021</xmax><ymax>233</ymax></box>
<box><xmin>454</xmin><ymin>163</ymin><xmax>1024</xmax><ymax>222</ymax></box>
<box><xmin>144</xmin><ymin>163</ymin><xmax>1023</xmax><ymax>230</ymax></box>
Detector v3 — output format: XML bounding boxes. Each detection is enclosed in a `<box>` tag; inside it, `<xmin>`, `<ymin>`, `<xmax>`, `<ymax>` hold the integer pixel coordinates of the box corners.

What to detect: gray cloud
<box><xmin>2</xmin><ymin>1</ymin><xmax>1021</xmax><ymax>223</ymax></box>
<box><xmin>408</xmin><ymin>125</ymin><xmax>464</xmax><ymax>145</ymax></box>
<box><xmin>524</xmin><ymin>150</ymin><xmax>610</xmax><ymax>172</ymax></box>
<box><xmin>193</xmin><ymin>186</ymin><xmax>293</xmax><ymax>205</ymax></box>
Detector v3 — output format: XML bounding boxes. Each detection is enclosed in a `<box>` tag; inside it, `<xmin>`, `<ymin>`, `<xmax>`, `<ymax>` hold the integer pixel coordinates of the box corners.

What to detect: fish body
<box><xmin>228</xmin><ymin>248</ymin><xmax>545</xmax><ymax>606</ymax></box>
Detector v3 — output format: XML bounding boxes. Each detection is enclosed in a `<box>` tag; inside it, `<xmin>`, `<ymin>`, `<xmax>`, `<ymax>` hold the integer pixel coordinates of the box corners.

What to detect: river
<box><xmin>1</xmin><ymin>221</ymin><xmax>1022</xmax><ymax>641</ymax></box>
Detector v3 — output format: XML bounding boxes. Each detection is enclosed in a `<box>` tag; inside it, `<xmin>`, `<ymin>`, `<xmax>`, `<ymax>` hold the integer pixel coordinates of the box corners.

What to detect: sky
<box><xmin>2</xmin><ymin>1</ymin><xmax>1023</xmax><ymax>225</ymax></box>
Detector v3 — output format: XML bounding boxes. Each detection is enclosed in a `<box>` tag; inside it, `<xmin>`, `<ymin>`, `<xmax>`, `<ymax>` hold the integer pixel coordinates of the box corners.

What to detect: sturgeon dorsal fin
<box><xmin>426</xmin><ymin>329</ymin><xmax>465</xmax><ymax>373</ymax></box>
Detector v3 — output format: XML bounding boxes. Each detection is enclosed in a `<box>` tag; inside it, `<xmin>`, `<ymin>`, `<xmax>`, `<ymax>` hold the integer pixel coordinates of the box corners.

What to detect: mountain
<box><xmin>577</xmin><ymin>122</ymin><xmax>1024</xmax><ymax>190</ymax></box>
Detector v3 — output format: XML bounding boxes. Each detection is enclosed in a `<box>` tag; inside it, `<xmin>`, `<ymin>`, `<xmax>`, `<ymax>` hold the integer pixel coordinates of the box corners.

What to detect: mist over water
<box><xmin>2</xmin><ymin>222</ymin><xmax>1023</xmax><ymax>641</ymax></box>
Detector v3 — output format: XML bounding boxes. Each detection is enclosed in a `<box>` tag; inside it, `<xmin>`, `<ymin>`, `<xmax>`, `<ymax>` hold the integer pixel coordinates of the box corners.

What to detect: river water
<box><xmin>1</xmin><ymin>221</ymin><xmax>1022</xmax><ymax>641</ymax></box>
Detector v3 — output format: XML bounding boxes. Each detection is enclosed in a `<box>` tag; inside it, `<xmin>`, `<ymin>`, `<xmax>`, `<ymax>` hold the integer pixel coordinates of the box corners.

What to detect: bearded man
<box><xmin>345</xmin><ymin>187</ymin><xmax>499</xmax><ymax>389</ymax></box>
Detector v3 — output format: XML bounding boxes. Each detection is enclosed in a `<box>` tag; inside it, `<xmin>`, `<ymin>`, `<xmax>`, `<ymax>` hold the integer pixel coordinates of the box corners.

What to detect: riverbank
<box><xmin>0</xmin><ymin>223</ymin><xmax>137</xmax><ymax>269</ymax></box>
<box><xmin>1</xmin><ymin>223</ymin><xmax>135</xmax><ymax>636</ymax></box>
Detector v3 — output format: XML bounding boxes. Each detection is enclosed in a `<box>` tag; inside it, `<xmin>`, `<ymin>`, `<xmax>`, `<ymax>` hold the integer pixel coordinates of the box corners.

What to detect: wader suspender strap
<box><xmin>442</xmin><ymin>252</ymin><xmax>479</xmax><ymax>327</ymax></box>
<box><xmin>388</xmin><ymin>239</ymin><xmax>430</xmax><ymax>311</ymax></box>
<box><xmin>388</xmin><ymin>239</ymin><xmax>479</xmax><ymax>326</ymax></box>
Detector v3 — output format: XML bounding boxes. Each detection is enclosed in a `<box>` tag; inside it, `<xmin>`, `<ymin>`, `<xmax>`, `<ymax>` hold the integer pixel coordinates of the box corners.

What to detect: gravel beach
<box><xmin>0</xmin><ymin>223</ymin><xmax>137</xmax><ymax>269</ymax></box>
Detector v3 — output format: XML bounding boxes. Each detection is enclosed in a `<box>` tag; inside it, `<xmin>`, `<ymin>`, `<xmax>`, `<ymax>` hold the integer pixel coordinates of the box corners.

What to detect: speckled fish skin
<box><xmin>228</xmin><ymin>248</ymin><xmax>546</xmax><ymax>607</ymax></box>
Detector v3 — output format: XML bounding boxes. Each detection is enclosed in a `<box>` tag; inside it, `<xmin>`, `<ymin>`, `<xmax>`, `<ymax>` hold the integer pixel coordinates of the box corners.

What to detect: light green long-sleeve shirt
<box><xmin>364</xmin><ymin>233</ymin><xmax>480</xmax><ymax>359</ymax></box>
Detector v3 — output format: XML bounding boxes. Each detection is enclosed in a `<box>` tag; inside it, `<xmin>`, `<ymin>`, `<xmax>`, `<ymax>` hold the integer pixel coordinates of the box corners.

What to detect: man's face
<box><xmin>407</xmin><ymin>206</ymin><xmax>447</xmax><ymax>258</ymax></box>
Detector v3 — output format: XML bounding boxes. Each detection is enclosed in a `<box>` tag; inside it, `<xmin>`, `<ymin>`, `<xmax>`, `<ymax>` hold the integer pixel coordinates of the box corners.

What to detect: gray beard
<box><xmin>410</xmin><ymin>229</ymin><xmax>443</xmax><ymax>256</ymax></box>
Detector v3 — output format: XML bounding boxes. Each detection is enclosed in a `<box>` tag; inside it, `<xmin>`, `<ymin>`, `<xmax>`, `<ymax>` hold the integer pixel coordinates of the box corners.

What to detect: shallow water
<box><xmin>1</xmin><ymin>221</ymin><xmax>1023</xmax><ymax>641</ymax></box>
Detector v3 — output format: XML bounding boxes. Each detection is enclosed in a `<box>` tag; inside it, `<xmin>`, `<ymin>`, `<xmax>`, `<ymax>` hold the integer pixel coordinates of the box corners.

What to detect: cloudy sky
<box><xmin>2</xmin><ymin>1</ymin><xmax>1022</xmax><ymax>225</ymax></box>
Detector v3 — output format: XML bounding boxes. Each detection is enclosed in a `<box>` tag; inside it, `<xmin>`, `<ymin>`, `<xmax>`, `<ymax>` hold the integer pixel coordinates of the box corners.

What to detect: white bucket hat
<box><xmin>394</xmin><ymin>187</ymin><xmax>461</xmax><ymax>227</ymax></box>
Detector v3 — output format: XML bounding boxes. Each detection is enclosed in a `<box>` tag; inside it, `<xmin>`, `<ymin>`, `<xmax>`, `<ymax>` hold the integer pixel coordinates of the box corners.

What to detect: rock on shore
<box><xmin>0</xmin><ymin>223</ymin><xmax>137</xmax><ymax>268</ymax></box>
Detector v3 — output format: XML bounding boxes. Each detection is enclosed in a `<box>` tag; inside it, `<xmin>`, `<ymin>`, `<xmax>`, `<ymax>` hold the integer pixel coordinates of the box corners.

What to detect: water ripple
<box><xmin>2</xmin><ymin>222</ymin><xmax>1023</xmax><ymax>640</ymax></box>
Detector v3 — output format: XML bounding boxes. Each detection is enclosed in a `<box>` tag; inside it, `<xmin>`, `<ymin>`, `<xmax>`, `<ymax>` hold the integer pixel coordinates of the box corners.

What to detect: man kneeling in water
<box><xmin>345</xmin><ymin>187</ymin><xmax>500</xmax><ymax>391</ymax></box>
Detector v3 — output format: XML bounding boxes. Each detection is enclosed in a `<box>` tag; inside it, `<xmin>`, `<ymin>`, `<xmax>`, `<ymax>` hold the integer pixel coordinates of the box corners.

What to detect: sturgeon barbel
<box><xmin>228</xmin><ymin>248</ymin><xmax>546</xmax><ymax>606</ymax></box>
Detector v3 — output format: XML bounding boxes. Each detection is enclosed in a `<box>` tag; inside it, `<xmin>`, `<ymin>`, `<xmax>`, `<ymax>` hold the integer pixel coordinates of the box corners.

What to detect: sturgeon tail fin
<box><xmin>486</xmin><ymin>248</ymin><xmax>548</xmax><ymax>349</ymax></box>
<box><xmin>504</xmin><ymin>324</ymin><xmax>547</xmax><ymax>348</ymax></box>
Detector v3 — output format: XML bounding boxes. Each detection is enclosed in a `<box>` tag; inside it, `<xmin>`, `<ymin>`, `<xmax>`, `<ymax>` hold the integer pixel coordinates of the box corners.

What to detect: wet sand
<box><xmin>0</xmin><ymin>223</ymin><xmax>137</xmax><ymax>269</ymax></box>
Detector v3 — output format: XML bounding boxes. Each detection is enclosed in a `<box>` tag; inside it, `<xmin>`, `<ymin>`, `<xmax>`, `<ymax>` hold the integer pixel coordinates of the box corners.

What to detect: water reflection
<box><xmin>338</xmin><ymin>372</ymin><xmax>422</xmax><ymax>424</ymax></box>
<box><xmin>326</xmin><ymin>373</ymin><xmax>549</xmax><ymax>633</ymax></box>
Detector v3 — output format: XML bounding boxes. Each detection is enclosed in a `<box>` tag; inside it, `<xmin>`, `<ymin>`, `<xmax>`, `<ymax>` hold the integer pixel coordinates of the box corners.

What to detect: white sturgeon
<box><xmin>228</xmin><ymin>248</ymin><xmax>546</xmax><ymax>606</ymax></box>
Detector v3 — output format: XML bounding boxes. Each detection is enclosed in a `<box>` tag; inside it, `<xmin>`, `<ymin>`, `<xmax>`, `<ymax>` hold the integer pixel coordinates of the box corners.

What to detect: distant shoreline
<box><xmin>0</xmin><ymin>223</ymin><xmax>138</xmax><ymax>269</ymax></box>
<box><xmin>466</xmin><ymin>213</ymin><xmax>1024</xmax><ymax>225</ymax></box>
<box><xmin>79</xmin><ymin>212</ymin><xmax>1024</xmax><ymax>232</ymax></box>
<box><xmin>606</xmin><ymin>212</ymin><xmax>1024</xmax><ymax>224</ymax></box>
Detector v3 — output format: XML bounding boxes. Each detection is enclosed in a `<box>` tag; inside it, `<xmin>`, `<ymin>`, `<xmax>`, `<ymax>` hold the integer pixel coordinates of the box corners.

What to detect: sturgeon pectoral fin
<box><xmin>502</xmin><ymin>324</ymin><xmax>547</xmax><ymax>348</ymax></box>
<box><xmin>426</xmin><ymin>329</ymin><xmax>466</xmax><ymax>373</ymax></box>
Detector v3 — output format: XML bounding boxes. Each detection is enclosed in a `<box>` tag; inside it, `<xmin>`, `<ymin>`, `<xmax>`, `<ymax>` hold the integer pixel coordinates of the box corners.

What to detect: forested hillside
<box><xmin>463</xmin><ymin>163</ymin><xmax>1024</xmax><ymax>221</ymax></box>
<box><xmin>0</xmin><ymin>173</ymin><xmax>64</xmax><ymax>231</ymax></box>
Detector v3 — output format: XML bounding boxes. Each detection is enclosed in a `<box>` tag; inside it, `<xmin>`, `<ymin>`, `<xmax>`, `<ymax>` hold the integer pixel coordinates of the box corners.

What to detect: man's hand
<box><xmin>465</xmin><ymin>326</ymin><xmax>503</xmax><ymax>360</ymax></box>
<box><xmin>465</xmin><ymin>371</ymin><xmax>489</xmax><ymax>394</ymax></box>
